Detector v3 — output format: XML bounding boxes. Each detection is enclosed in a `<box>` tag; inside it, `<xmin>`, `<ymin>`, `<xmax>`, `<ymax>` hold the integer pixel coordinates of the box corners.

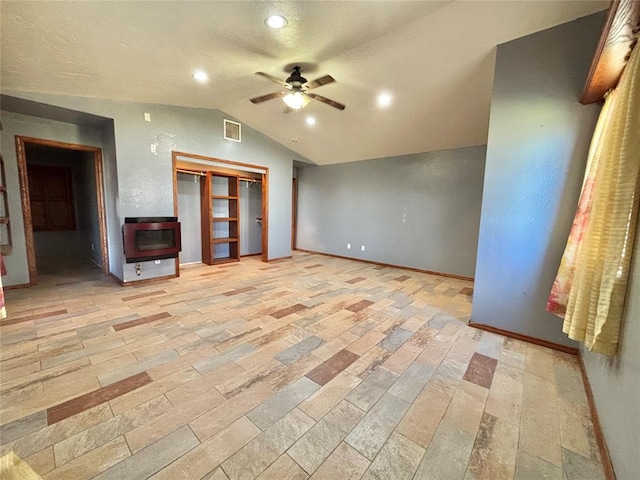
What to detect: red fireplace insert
<box><xmin>123</xmin><ymin>217</ymin><xmax>181</xmax><ymax>263</ymax></box>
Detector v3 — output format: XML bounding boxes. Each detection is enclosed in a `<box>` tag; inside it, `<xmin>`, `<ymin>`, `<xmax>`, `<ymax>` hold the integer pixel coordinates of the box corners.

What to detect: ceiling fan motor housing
<box><xmin>286</xmin><ymin>66</ymin><xmax>307</xmax><ymax>87</ymax></box>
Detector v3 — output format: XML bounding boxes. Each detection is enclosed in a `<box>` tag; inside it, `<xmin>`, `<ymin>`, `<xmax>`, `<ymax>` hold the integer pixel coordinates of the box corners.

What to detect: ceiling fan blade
<box><xmin>306</xmin><ymin>75</ymin><xmax>335</xmax><ymax>90</ymax></box>
<box><xmin>307</xmin><ymin>92</ymin><xmax>346</xmax><ymax>110</ymax></box>
<box><xmin>249</xmin><ymin>91</ymin><xmax>287</xmax><ymax>104</ymax></box>
<box><xmin>255</xmin><ymin>72</ymin><xmax>289</xmax><ymax>87</ymax></box>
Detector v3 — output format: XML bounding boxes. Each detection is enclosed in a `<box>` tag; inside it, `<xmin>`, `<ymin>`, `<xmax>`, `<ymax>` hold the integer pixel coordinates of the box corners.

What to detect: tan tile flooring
<box><xmin>1</xmin><ymin>252</ymin><xmax>605</xmax><ymax>479</ymax></box>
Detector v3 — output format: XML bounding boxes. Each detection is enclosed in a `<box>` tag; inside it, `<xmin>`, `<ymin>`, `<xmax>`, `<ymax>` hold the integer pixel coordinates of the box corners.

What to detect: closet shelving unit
<box><xmin>201</xmin><ymin>172</ymin><xmax>240</xmax><ymax>264</ymax></box>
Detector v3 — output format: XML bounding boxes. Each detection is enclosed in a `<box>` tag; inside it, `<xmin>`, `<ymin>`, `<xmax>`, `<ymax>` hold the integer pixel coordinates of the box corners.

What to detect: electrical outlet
<box><xmin>144</xmin><ymin>112</ymin><xmax>151</xmax><ymax>121</ymax></box>
<box><xmin>347</xmin><ymin>243</ymin><xmax>351</xmax><ymax>249</ymax></box>
<box><xmin>361</xmin><ymin>245</ymin><xmax>365</xmax><ymax>251</ymax></box>
<box><xmin>154</xmin><ymin>259</ymin><xmax>161</xmax><ymax>265</ymax></box>
<box><xmin>150</xmin><ymin>143</ymin><xmax>157</xmax><ymax>153</ymax></box>
<box><xmin>91</xmin><ymin>243</ymin><xmax>94</xmax><ymax>251</ymax></box>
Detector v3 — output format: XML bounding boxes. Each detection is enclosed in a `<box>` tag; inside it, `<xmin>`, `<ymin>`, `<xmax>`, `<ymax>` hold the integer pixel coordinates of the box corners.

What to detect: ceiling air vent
<box><xmin>224</xmin><ymin>119</ymin><xmax>241</xmax><ymax>142</ymax></box>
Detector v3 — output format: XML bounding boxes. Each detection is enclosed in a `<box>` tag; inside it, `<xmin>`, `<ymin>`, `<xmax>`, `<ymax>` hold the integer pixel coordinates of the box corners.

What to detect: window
<box><xmin>28</xmin><ymin>164</ymin><xmax>76</xmax><ymax>231</ymax></box>
<box><xmin>0</xmin><ymin>155</ymin><xmax>11</xmax><ymax>255</ymax></box>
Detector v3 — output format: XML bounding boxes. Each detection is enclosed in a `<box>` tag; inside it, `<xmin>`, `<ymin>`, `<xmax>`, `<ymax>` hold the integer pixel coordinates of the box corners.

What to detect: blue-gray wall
<box><xmin>469</xmin><ymin>13</ymin><xmax>638</xmax><ymax>478</ymax></box>
<box><xmin>472</xmin><ymin>13</ymin><xmax>604</xmax><ymax>345</ymax></box>
<box><xmin>581</xmin><ymin>219</ymin><xmax>640</xmax><ymax>480</ymax></box>
<box><xmin>296</xmin><ymin>146</ymin><xmax>486</xmax><ymax>278</ymax></box>
<box><xmin>1</xmin><ymin>93</ymin><xmax>305</xmax><ymax>284</ymax></box>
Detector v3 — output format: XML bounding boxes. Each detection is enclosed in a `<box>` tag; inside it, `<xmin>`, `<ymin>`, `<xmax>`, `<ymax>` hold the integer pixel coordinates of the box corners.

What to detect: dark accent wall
<box><xmin>296</xmin><ymin>146</ymin><xmax>486</xmax><ymax>278</ymax></box>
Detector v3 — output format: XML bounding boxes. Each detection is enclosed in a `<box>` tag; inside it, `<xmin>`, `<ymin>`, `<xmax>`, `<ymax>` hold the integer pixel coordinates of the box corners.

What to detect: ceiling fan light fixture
<box><xmin>283</xmin><ymin>90</ymin><xmax>310</xmax><ymax>110</ymax></box>
<box><xmin>265</xmin><ymin>15</ymin><xmax>287</xmax><ymax>29</ymax></box>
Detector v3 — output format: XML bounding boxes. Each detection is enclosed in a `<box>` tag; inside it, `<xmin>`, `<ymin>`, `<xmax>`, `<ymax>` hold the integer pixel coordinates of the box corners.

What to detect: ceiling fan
<box><xmin>250</xmin><ymin>66</ymin><xmax>346</xmax><ymax>111</ymax></box>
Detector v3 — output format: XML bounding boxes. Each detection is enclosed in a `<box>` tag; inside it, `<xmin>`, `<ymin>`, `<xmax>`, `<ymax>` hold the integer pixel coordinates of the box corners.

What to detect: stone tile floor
<box><xmin>0</xmin><ymin>252</ymin><xmax>605</xmax><ymax>479</ymax></box>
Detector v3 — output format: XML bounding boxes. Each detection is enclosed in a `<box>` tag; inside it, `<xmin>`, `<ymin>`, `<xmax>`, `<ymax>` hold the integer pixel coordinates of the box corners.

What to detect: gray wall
<box><xmin>240</xmin><ymin>180</ymin><xmax>263</xmax><ymax>255</ymax></box>
<box><xmin>2</xmin><ymin>92</ymin><xmax>305</xmax><ymax>283</ymax></box>
<box><xmin>581</xmin><ymin>220</ymin><xmax>640</xmax><ymax>480</ymax></box>
<box><xmin>472</xmin><ymin>13</ymin><xmax>604</xmax><ymax>345</ymax></box>
<box><xmin>0</xmin><ymin>111</ymin><xmax>108</xmax><ymax>286</ymax></box>
<box><xmin>176</xmin><ymin>172</ymin><xmax>202</xmax><ymax>264</ymax></box>
<box><xmin>296</xmin><ymin>146</ymin><xmax>486</xmax><ymax>278</ymax></box>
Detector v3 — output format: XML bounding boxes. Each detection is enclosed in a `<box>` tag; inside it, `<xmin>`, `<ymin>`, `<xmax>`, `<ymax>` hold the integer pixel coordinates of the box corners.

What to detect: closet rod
<box><xmin>239</xmin><ymin>177</ymin><xmax>262</xmax><ymax>183</ymax></box>
<box><xmin>176</xmin><ymin>168</ymin><xmax>205</xmax><ymax>176</ymax></box>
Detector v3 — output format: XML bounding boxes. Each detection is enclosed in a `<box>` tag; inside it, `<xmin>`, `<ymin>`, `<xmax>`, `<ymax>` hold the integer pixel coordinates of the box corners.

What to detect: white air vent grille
<box><xmin>224</xmin><ymin>119</ymin><xmax>241</xmax><ymax>142</ymax></box>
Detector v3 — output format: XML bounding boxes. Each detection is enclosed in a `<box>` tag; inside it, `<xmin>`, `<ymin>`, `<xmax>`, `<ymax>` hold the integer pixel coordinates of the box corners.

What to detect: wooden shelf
<box><xmin>201</xmin><ymin>172</ymin><xmax>240</xmax><ymax>265</ymax></box>
<box><xmin>212</xmin><ymin>237</ymin><xmax>238</xmax><ymax>244</ymax></box>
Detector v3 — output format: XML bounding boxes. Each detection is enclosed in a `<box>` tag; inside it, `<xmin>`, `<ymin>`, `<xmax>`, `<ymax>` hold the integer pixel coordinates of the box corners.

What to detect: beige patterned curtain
<box><xmin>547</xmin><ymin>40</ymin><xmax>640</xmax><ymax>356</ymax></box>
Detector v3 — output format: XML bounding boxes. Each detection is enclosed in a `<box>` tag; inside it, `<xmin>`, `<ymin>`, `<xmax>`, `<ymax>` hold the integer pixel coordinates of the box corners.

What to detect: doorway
<box><xmin>16</xmin><ymin>136</ymin><xmax>109</xmax><ymax>285</ymax></box>
<box><xmin>176</xmin><ymin>171</ymin><xmax>204</xmax><ymax>264</ymax></box>
<box><xmin>239</xmin><ymin>177</ymin><xmax>263</xmax><ymax>257</ymax></box>
<box><xmin>172</xmin><ymin>151</ymin><xmax>269</xmax><ymax>275</ymax></box>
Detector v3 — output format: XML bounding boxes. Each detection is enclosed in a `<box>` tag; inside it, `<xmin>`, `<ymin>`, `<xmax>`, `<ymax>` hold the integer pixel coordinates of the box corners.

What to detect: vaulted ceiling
<box><xmin>1</xmin><ymin>1</ymin><xmax>607</xmax><ymax>165</ymax></box>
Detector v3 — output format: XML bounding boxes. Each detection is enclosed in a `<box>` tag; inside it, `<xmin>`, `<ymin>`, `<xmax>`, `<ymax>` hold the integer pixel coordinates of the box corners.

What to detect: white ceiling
<box><xmin>1</xmin><ymin>1</ymin><xmax>607</xmax><ymax>165</ymax></box>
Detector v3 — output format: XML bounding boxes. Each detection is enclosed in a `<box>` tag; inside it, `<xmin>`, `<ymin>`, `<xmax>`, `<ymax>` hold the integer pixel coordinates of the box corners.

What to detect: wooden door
<box><xmin>28</xmin><ymin>164</ymin><xmax>76</xmax><ymax>231</ymax></box>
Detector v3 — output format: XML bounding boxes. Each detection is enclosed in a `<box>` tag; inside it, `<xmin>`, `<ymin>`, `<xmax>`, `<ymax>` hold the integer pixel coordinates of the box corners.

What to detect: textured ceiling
<box><xmin>1</xmin><ymin>1</ymin><xmax>607</xmax><ymax>165</ymax></box>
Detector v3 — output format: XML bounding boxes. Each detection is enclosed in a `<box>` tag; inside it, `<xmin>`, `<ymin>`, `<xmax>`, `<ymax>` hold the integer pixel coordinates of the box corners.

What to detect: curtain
<box><xmin>547</xmin><ymin>40</ymin><xmax>640</xmax><ymax>356</ymax></box>
<box><xmin>546</xmin><ymin>91</ymin><xmax>615</xmax><ymax>317</ymax></box>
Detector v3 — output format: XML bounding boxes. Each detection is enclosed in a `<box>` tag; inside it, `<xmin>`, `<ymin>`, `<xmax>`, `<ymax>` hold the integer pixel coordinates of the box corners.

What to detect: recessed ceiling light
<box><xmin>192</xmin><ymin>70</ymin><xmax>209</xmax><ymax>83</ymax></box>
<box><xmin>306</xmin><ymin>116</ymin><xmax>316</xmax><ymax>126</ymax></box>
<box><xmin>377</xmin><ymin>92</ymin><xmax>393</xmax><ymax>108</ymax></box>
<box><xmin>265</xmin><ymin>15</ymin><xmax>287</xmax><ymax>29</ymax></box>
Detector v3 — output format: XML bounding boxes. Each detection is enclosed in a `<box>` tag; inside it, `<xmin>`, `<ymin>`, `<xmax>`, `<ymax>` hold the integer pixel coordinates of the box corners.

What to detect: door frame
<box><xmin>172</xmin><ymin>151</ymin><xmax>269</xmax><ymax>275</ymax></box>
<box><xmin>16</xmin><ymin>136</ymin><xmax>110</xmax><ymax>285</ymax></box>
<box><xmin>292</xmin><ymin>177</ymin><xmax>297</xmax><ymax>250</ymax></box>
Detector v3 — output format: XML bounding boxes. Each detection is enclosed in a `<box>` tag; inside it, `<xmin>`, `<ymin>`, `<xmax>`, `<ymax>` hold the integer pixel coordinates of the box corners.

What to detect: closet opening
<box><xmin>172</xmin><ymin>151</ymin><xmax>268</xmax><ymax>275</ymax></box>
